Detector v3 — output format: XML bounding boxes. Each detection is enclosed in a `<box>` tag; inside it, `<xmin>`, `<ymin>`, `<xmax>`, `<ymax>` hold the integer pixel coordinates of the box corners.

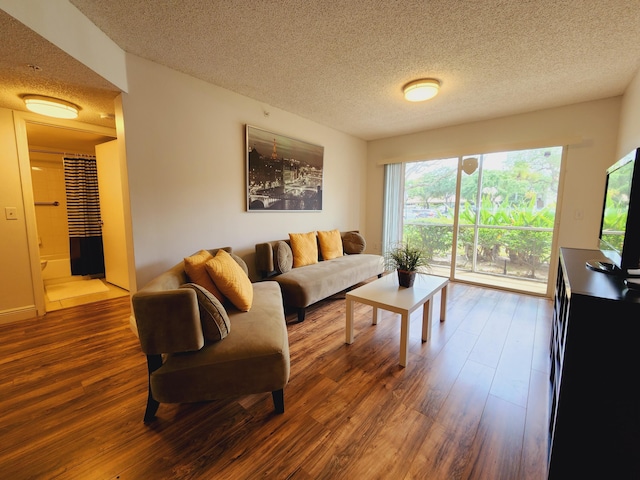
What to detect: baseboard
<box><xmin>129</xmin><ymin>314</ymin><xmax>139</xmax><ymax>337</ymax></box>
<box><xmin>0</xmin><ymin>305</ymin><xmax>38</xmax><ymax>325</ymax></box>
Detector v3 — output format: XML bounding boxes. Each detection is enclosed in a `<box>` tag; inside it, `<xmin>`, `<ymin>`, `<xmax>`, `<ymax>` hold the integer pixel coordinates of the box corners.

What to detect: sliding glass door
<box><xmin>403</xmin><ymin>157</ymin><xmax>458</xmax><ymax>271</ymax></box>
<box><xmin>395</xmin><ymin>146</ymin><xmax>562</xmax><ymax>295</ymax></box>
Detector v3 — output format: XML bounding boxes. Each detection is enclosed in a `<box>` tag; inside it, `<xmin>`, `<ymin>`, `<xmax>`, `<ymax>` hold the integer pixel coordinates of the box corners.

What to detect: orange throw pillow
<box><xmin>205</xmin><ymin>249</ymin><xmax>253</xmax><ymax>311</ymax></box>
<box><xmin>289</xmin><ymin>231</ymin><xmax>318</xmax><ymax>267</ymax></box>
<box><xmin>317</xmin><ymin>229</ymin><xmax>344</xmax><ymax>260</ymax></box>
<box><xmin>184</xmin><ymin>250</ymin><xmax>225</xmax><ymax>302</ymax></box>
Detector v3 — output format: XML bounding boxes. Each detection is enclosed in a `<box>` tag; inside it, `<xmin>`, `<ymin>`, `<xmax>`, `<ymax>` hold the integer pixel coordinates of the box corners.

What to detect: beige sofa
<box><xmin>255</xmin><ymin>231</ymin><xmax>384</xmax><ymax>322</ymax></box>
<box><xmin>131</xmin><ymin>247</ymin><xmax>290</xmax><ymax>423</ymax></box>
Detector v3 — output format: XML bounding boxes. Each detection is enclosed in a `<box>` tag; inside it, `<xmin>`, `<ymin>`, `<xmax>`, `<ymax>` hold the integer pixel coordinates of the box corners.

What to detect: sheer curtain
<box><xmin>63</xmin><ymin>156</ymin><xmax>105</xmax><ymax>276</ymax></box>
<box><xmin>382</xmin><ymin>163</ymin><xmax>404</xmax><ymax>254</ymax></box>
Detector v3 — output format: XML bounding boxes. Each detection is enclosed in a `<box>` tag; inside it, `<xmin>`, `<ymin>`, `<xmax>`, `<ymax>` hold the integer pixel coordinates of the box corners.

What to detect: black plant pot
<box><xmin>397</xmin><ymin>269</ymin><xmax>416</xmax><ymax>288</ymax></box>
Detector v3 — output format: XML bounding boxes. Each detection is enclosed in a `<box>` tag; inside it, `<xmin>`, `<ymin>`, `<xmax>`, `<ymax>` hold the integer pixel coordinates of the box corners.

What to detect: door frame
<box><xmin>13</xmin><ymin>111</ymin><xmax>130</xmax><ymax>315</ymax></box>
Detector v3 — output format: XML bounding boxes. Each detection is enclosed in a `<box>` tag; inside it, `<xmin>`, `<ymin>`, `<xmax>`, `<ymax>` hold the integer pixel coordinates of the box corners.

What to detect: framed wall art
<box><xmin>246</xmin><ymin>125</ymin><xmax>324</xmax><ymax>211</ymax></box>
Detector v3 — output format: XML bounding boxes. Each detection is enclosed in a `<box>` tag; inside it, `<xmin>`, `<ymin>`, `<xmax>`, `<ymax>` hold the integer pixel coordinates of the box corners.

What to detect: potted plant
<box><xmin>384</xmin><ymin>242</ymin><xmax>431</xmax><ymax>287</ymax></box>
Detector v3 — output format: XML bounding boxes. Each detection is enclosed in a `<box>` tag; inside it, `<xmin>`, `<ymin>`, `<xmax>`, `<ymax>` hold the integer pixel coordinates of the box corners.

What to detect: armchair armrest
<box><xmin>132</xmin><ymin>288</ymin><xmax>204</xmax><ymax>355</ymax></box>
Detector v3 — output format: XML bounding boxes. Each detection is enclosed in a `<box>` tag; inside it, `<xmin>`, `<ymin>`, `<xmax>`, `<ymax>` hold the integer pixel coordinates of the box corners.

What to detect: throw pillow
<box><xmin>274</xmin><ymin>241</ymin><xmax>293</xmax><ymax>273</ymax></box>
<box><xmin>230</xmin><ymin>252</ymin><xmax>249</xmax><ymax>275</ymax></box>
<box><xmin>317</xmin><ymin>229</ymin><xmax>344</xmax><ymax>260</ymax></box>
<box><xmin>342</xmin><ymin>231</ymin><xmax>366</xmax><ymax>254</ymax></box>
<box><xmin>183</xmin><ymin>250</ymin><xmax>225</xmax><ymax>302</ymax></box>
<box><xmin>289</xmin><ymin>231</ymin><xmax>318</xmax><ymax>268</ymax></box>
<box><xmin>205</xmin><ymin>249</ymin><xmax>253</xmax><ymax>311</ymax></box>
<box><xmin>180</xmin><ymin>283</ymin><xmax>230</xmax><ymax>342</ymax></box>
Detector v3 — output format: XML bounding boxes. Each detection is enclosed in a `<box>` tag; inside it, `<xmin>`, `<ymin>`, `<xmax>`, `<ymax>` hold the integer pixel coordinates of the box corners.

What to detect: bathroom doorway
<box><xmin>26</xmin><ymin>122</ymin><xmax>130</xmax><ymax>312</ymax></box>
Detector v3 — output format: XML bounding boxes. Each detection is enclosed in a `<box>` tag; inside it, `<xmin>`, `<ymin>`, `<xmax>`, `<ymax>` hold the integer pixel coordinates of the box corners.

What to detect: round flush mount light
<box><xmin>403</xmin><ymin>78</ymin><xmax>441</xmax><ymax>102</ymax></box>
<box><xmin>23</xmin><ymin>95</ymin><xmax>79</xmax><ymax>119</ymax></box>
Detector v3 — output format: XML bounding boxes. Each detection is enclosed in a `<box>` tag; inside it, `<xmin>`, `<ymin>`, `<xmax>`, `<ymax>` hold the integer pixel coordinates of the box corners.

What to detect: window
<box><xmin>385</xmin><ymin>146</ymin><xmax>563</xmax><ymax>294</ymax></box>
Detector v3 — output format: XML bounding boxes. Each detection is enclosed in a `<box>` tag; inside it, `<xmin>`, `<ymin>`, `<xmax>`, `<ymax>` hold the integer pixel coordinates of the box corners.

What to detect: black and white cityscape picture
<box><xmin>246</xmin><ymin>125</ymin><xmax>324</xmax><ymax>211</ymax></box>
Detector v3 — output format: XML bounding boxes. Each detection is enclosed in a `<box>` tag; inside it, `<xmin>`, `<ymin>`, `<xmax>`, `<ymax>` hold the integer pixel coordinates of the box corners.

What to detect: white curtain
<box><xmin>382</xmin><ymin>163</ymin><xmax>404</xmax><ymax>254</ymax></box>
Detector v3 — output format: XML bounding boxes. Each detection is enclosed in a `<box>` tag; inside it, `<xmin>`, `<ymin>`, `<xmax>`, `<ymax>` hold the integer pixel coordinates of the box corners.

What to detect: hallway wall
<box><xmin>0</xmin><ymin>108</ymin><xmax>34</xmax><ymax>322</ymax></box>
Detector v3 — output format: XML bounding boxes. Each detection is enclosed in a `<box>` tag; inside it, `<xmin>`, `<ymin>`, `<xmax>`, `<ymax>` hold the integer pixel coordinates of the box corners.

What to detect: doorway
<box><xmin>24</xmin><ymin>121</ymin><xmax>130</xmax><ymax>312</ymax></box>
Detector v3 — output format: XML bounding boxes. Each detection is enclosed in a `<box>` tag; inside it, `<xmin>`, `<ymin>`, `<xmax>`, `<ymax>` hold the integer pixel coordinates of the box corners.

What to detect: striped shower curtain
<box><xmin>63</xmin><ymin>157</ymin><xmax>105</xmax><ymax>276</ymax></box>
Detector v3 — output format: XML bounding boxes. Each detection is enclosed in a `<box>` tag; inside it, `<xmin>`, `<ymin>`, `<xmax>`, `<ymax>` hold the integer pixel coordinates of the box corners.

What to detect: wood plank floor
<box><xmin>0</xmin><ymin>282</ymin><xmax>551</xmax><ymax>479</ymax></box>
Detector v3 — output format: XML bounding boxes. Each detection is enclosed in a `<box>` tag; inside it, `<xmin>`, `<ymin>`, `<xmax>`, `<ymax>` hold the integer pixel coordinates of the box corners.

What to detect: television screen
<box><xmin>596</xmin><ymin>148</ymin><xmax>640</xmax><ymax>274</ymax></box>
<box><xmin>600</xmin><ymin>160</ymin><xmax>632</xmax><ymax>261</ymax></box>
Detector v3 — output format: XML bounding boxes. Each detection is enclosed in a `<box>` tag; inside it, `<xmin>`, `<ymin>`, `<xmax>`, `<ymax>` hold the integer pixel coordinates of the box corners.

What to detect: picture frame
<box><xmin>246</xmin><ymin>125</ymin><xmax>324</xmax><ymax>211</ymax></box>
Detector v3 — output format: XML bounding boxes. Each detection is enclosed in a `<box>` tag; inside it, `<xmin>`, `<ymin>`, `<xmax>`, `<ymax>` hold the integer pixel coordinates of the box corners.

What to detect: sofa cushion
<box><xmin>342</xmin><ymin>231</ymin><xmax>367</xmax><ymax>254</ymax></box>
<box><xmin>272</xmin><ymin>253</ymin><xmax>384</xmax><ymax>309</ymax></box>
<box><xmin>180</xmin><ymin>283</ymin><xmax>230</xmax><ymax>342</ymax></box>
<box><xmin>289</xmin><ymin>231</ymin><xmax>318</xmax><ymax>267</ymax></box>
<box><xmin>274</xmin><ymin>241</ymin><xmax>293</xmax><ymax>273</ymax></box>
<box><xmin>205</xmin><ymin>249</ymin><xmax>253</xmax><ymax>311</ymax></box>
<box><xmin>318</xmin><ymin>229</ymin><xmax>344</xmax><ymax>260</ymax></box>
<box><xmin>184</xmin><ymin>250</ymin><xmax>225</xmax><ymax>302</ymax></box>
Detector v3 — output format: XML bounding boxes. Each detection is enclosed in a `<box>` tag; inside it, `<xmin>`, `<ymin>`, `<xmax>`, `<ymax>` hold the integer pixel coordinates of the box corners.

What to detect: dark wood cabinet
<box><xmin>549</xmin><ymin>247</ymin><xmax>640</xmax><ymax>479</ymax></box>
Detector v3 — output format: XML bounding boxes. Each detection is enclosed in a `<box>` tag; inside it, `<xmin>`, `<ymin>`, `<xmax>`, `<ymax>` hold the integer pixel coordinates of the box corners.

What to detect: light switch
<box><xmin>5</xmin><ymin>207</ymin><xmax>18</xmax><ymax>220</ymax></box>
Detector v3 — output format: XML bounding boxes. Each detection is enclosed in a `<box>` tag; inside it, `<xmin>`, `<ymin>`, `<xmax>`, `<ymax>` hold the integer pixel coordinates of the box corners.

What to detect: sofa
<box><xmin>131</xmin><ymin>247</ymin><xmax>290</xmax><ymax>423</ymax></box>
<box><xmin>255</xmin><ymin>230</ymin><xmax>384</xmax><ymax>322</ymax></box>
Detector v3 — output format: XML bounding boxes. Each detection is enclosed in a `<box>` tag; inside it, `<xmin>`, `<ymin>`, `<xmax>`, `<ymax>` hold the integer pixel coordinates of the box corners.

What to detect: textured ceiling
<box><xmin>3</xmin><ymin>1</ymin><xmax>640</xmax><ymax>141</ymax></box>
<box><xmin>0</xmin><ymin>10</ymin><xmax>120</xmax><ymax>129</ymax></box>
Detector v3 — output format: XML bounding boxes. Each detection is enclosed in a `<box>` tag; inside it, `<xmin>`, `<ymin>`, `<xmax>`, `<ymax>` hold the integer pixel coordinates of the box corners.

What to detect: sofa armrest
<box><xmin>132</xmin><ymin>288</ymin><xmax>204</xmax><ymax>355</ymax></box>
<box><xmin>256</xmin><ymin>241</ymin><xmax>277</xmax><ymax>277</ymax></box>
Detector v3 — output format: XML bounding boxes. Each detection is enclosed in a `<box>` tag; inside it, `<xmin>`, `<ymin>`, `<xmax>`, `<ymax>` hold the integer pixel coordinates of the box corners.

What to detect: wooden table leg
<box><xmin>440</xmin><ymin>284</ymin><xmax>448</xmax><ymax>322</ymax></box>
<box><xmin>422</xmin><ymin>299</ymin><xmax>433</xmax><ymax>342</ymax></box>
<box><xmin>346</xmin><ymin>298</ymin><xmax>355</xmax><ymax>344</ymax></box>
<box><xmin>400</xmin><ymin>312</ymin><xmax>409</xmax><ymax>367</ymax></box>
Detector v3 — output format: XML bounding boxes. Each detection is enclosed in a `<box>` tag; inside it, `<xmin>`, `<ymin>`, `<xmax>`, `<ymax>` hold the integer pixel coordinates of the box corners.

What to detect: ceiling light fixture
<box><xmin>403</xmin><ymin>78</ymin><xmax>441</xmax><ymax>102</ymax></box>
<box><xmin>23</xmin><ymin>95</ymin><xmax>79</xmax><ymax>119</ymax></box>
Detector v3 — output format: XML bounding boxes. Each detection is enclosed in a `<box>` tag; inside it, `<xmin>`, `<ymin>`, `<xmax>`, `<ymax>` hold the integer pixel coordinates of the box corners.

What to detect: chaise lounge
<box><xmin>131</xmin><ymin>247</ymin><xmax>290</xmax><ymax>423</ymax></box>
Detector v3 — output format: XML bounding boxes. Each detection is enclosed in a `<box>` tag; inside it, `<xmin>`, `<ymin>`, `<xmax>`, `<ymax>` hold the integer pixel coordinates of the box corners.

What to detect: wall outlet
<box><xmin>5</xmin><ymin>207</ymin><xmax>17</xmax><ymax>220</ymax></box>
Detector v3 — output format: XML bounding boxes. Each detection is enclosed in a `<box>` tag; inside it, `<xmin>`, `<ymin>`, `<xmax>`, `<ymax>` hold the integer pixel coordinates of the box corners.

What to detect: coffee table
<box><xmin>345</xmin><ymin>273</ymin><xmax>449</xmax><ymax>367</ymax></box>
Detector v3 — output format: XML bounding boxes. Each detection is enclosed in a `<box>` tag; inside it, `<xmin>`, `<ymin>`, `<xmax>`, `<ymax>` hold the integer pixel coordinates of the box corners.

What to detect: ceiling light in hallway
<box><xmin>23</xmin><ymin>95</ymin><xmax>79</xmax><ymax>119</ymax></box>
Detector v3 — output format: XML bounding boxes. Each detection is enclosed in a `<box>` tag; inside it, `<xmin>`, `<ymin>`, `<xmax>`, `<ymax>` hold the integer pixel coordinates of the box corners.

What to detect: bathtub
<box><xmin>41</xmin><ymin>256</ymin><xmax>71</xmax><ymax>281</ymax></box>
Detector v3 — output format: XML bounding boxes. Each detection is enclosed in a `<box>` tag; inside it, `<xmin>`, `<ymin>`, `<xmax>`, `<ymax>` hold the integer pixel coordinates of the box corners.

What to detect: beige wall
<box><xmin>366</xmin><ymin>98</ymin><xmax>622</xmax><ymax>261</ymax></box>
<box><xmin>0</xmin><ymin>108</ymin><xmax>36</xmax><ymax>321</ymax></box>
<box><xmin>121</xmin><ymin>53</ymin><xmax>367</xmax><ymax>287</ymax></box>
<box><xmin>618</xmin><ymin>67</ymin><xmax>640</xmax><ymax>156</ymax></box>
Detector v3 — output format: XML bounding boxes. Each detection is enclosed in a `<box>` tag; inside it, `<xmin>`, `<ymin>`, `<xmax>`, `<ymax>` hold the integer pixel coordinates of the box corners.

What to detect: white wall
<box><xmin>618</xmin><ymin>68</ymin><xmax>640</xmax><ymax>156</ymax></box>
<box><xmin>366</xmin><ymin>98</ymin><xmax>622</xmax><ymax>258</ymax></box>
<box><xmin>121</xmin><ymin>53</ymin><xmax>367</xmax><ymax>287</ymax></box>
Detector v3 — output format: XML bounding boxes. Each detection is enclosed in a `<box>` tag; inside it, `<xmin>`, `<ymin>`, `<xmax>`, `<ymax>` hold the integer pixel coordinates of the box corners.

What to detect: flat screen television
<box><xmin>587</xmin><ymin>147</ymin><xmax>640</xmax><ymax>276</ymax></box>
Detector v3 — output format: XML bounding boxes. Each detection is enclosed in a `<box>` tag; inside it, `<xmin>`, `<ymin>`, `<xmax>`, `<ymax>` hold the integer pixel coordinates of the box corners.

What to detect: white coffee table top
<box><xmin>347</xmin><ymin>273</ymin><xmax>448</xmax><ymax>315</ymax></box>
